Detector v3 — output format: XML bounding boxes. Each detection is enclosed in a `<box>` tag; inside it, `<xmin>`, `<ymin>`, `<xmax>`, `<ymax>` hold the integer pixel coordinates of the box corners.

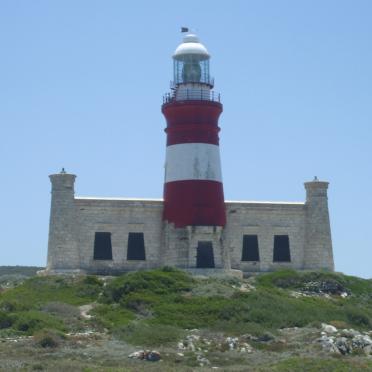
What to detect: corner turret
<box><xmin>46</xmin><ymin>169</ymin><xmax>82</xmax><ymax>273</ymax></box>
<box><xmin>303</xmin><ymin>177</ymin><xmax>334</xmax><ymax>270</ymax></box>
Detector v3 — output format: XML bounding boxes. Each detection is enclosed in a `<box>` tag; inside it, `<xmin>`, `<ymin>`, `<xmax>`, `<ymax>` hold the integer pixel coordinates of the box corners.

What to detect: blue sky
<box><xmin>1</xmin><ymin>1</ymin><xmax>371</xmax><ymax>278</ymax></box>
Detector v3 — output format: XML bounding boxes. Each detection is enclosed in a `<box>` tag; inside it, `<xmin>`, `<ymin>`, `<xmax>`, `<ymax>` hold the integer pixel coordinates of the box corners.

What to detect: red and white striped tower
<box><xmin>162</xmin><ymin>31</ymin><xmax>226</xmax><ymax>228</ymax></box>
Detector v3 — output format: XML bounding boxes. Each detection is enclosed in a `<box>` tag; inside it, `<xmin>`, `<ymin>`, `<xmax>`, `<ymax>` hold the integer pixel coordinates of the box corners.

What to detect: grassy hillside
<box><xmin>1</xmin><ymin>268</ymin><xmax>372</xmax><ymax>371</ymax></box>
<box><xmin>0</xmin><ymin>266</ymin><xmax>43</xmax><ymax>276</ymax></box>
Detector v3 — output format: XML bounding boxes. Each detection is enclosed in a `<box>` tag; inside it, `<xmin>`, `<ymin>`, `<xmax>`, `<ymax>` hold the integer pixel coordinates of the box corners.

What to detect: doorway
<box><xmin>196</xmin><ymin>241</ymin><xmax>215</xmax><ymax>268</ymax></box>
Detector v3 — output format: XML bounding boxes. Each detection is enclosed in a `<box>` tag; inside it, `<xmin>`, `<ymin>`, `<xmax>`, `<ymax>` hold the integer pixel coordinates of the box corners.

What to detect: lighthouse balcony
<box><xmin>163</xmin><ymin>87</ymin><xmax>221</xmax><ymax>104</ymax></box>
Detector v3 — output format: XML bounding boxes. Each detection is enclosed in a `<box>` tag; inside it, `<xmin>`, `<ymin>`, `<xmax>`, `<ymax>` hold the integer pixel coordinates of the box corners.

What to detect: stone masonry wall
<box><xmin>225</xmin><ymin>201</ymin><xmax>307</xmax><ymax>272</ymax></box>
<box><xmin>46</xmin><ymin>173</ymin><xmax>334</xmax><ymax>274</ymax></box>
<box><xmin>74</xmin><ymin>197</ymin><xmax>163</xmax><ymax>274</ymax></box>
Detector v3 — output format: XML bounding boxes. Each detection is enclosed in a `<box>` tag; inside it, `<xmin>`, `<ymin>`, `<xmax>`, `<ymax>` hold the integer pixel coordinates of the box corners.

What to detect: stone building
<box><xmin>45</xmin><ymin>32</ymin><xmax>334</xmax><ymax>275</ymax></box>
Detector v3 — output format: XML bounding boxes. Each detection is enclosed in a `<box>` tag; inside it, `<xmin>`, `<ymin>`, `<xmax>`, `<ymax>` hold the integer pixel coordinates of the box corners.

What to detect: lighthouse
<box><xmin>162</xmin><ymin>31</ymin><xmax>226</xmax><ymax>228</ymax></box>
<box><xmin>44</xmin><ymin>30</ymin><xmax>334</xmax><ymax>275</ymax></box>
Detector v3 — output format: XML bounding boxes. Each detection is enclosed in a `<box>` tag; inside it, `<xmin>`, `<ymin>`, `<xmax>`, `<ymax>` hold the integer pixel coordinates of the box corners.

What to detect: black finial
<box><xmin>61</xmin><ymin>168</ymin><xmax>66</xmax><ymax>174</ymax></box>
<box><xmin>314</xmin><ymin>176</ymin><xmax>318</xmax><ymax>181</ymax></box>
<box><xmin>181</xmin><ymin>27</ymin><xmax>189</xmax><ymax>33</ymax></box>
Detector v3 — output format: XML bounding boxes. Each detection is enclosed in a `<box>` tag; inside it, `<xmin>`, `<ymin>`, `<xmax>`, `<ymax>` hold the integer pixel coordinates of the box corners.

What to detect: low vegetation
<box><xmin>1</xmin><ymin>267</ymin><xmax>372</xmax><ymax>371</ymax></box>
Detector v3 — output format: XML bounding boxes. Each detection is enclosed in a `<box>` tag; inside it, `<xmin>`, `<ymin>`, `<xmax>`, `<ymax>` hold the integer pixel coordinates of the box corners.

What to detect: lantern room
<box><xmin>172</xmin><ymin>32</ymin><xmax>213</xmax><ymax>87</ymax></box>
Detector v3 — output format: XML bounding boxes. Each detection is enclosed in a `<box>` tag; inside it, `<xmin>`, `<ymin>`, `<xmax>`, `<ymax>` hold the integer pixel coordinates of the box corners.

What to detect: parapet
<box><xmin>304</xmin><ymin>177</ymin><xmax>329</xmax><ymax>201</ymax></box>
<box><xmin>49</xmin><ymin>168</ymin><xmax>76</xmax><ymax>192</ymax></box>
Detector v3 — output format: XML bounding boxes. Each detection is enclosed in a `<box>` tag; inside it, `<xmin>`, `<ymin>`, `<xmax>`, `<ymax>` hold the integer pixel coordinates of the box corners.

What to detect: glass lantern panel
<box><xmin>173</xmin><ymin>57</ymin><xmax>210</xmax><ymax>85</ymax></box>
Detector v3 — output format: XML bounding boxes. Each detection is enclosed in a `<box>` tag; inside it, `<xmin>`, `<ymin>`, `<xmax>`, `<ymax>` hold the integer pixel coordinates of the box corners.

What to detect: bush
<box><xmin>257</xmin><ymin>270</ymin><xmax>372</xmax><ymax>298</ymax></box>
<box><xmin>117</xmin><ymin>322</ymin><xmax>184</xmax><ymax>346</ymax></box>
<box><xmin>0</xmin><ymin>300</ymin><xmax>25</xmax><ymax>312</ymax></box>
<box><xmin>92</xmin><ymin>304</ymin><xmax>134</xmax><ymax>330</ymax></box>
<box><xmin>345</xmin><ymin>308</ymin><xmax>371</xmax><ymax>327</ymax></box>
<box><xmin>13</xmin><ymin>311</ymin><xmax>65</xmax><ymax>335</ymax></box>
<box><xmin>82</xmin><ymin>275</ymin><xmax>103</xmax><ymax>287</ymax></box>
<box><xmin>33</xmin><ymin>329</ymin><xmax>64</xmax><ymax>348</ymax></box>
<box><xmin>41</xmin><ymin>302</ymin><xmax>80</xmax><ymax>318</ymax></box>
<box><xmin>0</xmin><ymin>311</ymin><xmax>13</xmax><ymax>329</ymax></box>
<box><xmin>101</xmin><ymin>268</ymin><xmax>193</xmax><ymax>303</ymax></box>
<box><xmin>0</xmin><ymin>276</ymin><xmax>102</xmax><ymax>309</ymax></box>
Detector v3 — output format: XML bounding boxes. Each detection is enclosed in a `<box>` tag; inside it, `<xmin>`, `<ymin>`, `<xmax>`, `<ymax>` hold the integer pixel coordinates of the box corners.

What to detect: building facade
<box><xmin>45</xmin><ymin>32</ymin><xmax>334</xmax><ymax>275</ymax></box>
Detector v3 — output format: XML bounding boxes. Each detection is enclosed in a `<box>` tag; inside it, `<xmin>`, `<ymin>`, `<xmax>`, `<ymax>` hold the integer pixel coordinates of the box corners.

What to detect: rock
<box><xmin>318</xmin><ymin>334</ymin><xmax>341</xmax><ymax>354</ymax></box>
<box><xmin>177</xmin><ymin>342</ymin><xmax>185</xmax><ymax>350</ymax></box>
<box><xmin>240</xmin><ymin>342</ymin><xmax>253</xmax><ymax>353</ymax></box>
<box><xmin>340</xmin><ymin>329</ymin><xmax>360</xmax><ymax>338</ymax></box>
<box><xmin>196</xmin><ymin>354</ymin><xmax>210</xmax><ymax>366</ymax></box>
<box><xmin>225</xmin><ymin>336</ymin><xmax>238</xmax><ymax>350</ymax></box>
<box><xmin>128</xmin><ymin>350</ymin><xmax>161</xmax><ymax>362</ymax></box>
<box><xmin>335</xmin><ymin>337</ymin><xmax>351</xmax><ymax>355</ymax></box>
<box><xmin>187</xmin><ymin>334</ymin><xmax>200</xmax><ymax>342</ymax></box>
<box><xmin>352</xmin><ymin>334</ymin><xmax>372</xmax><ymax>349</ymax></box>
<box><xmin>128</xmin><ymin>350</ymin><xmax>145</xmax><ymax>359</ymax></box>
<box><xmin>302</xmin><ymin>280</ymin><xmax>348</xmax><ymax>295</ymax></box>
<box><xmin>187</xmin><ymin>341</ymin><xmax>195</xmax><ymax>352</ymax></box>
<box><xmin>256</xmin><ymin>332</ymin><xmax>275</xmax><ymax>342</ymax></box>
<box><xmin>363</xmin><ymin>345</ymin><xmax>372</xmax><ymax>355</ymax></box>
<box><xmin>322</xmin><ymin>323</ymin><xmax>338</xmax><ymax>334</ymax></box>
<box><xmin>146</xmin><ymin>351</ymin><xmax>161</xmax><ymax>362</ymax></box>
<box><xmin>177</xmin><ymin>352</ymin><xmax>184</xmax><ymax>357</ymax></box>
<box><xmin>321</xmin><ymin>339</ymin><xmax>340</xmax><ymax>354</ymax></box>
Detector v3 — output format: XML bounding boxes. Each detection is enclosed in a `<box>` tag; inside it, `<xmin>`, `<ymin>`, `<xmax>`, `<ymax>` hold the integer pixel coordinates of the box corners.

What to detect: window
<box><xmin>93</xmin><ymin>232</ymin><xmax>112</xmax><ymax>260</ymax></box>
<box><xmin>273</xmin><ymin>235</ymin><xmax>291</xmax><ymax>262</ymax></box>
<box><xmin>196</xmin><ymin>241</ymin><xmax>215</xmax><ymax>268</ymax></box>
<box><xmin>241</xmin><ymin>235</ymin><xmax>260</xmax><ymax>261</ymax></box>
<box><xmin>127</xmin><ymin>232</ymin><xmax>146</xmax><ymax>260</ymax></box>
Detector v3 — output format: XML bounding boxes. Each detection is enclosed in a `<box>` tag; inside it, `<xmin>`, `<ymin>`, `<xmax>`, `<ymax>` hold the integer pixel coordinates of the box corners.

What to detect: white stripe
<box><xmin>165</xmin><ymin>143</ymin><xmax>222</xmax><ymax>182</ymax></box>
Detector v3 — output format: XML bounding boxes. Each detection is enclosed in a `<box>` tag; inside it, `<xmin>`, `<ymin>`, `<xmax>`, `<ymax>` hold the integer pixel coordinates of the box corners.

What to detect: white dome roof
<box><xmin>173</xmin><ymin>33</ymin><xmax>210</xmax><ymax>61</ymax></box>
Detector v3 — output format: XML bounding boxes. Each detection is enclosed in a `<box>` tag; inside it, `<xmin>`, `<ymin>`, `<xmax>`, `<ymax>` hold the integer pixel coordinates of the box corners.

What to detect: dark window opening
<box><xmin>196</xmin><ymin>241</ymin><xmax>215</xmax><ymax>268</ymax></box>
<box><xmin>93</xmin><ymin>232</ymin><xmax>113</xmax><ymax>260</ymax></box>
<box><xmin>127</xmin><ymin>232</ymin><xmax>146</xmax><ymax>260</ymax></box>
<box><xmin>273</xmin><ymin>235</ymin><xmax>291</xmax><ymax>262</ymax></box>
<box><xmin>242</xmin><ymin>235</ymin><xmax>260</xmax><ymax>261</ymax></box>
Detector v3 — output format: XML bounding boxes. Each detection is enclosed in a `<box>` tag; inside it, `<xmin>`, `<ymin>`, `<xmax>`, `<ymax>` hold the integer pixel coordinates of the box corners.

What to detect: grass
<box><xmin>0</xmin><ymin>275</ymin><xmax>103</xmax><ymax>336</ymax></box>
<box><xmin>256</xmin><ymin>269</ymin><xmax>372</xmax><ymax>297</ymax></box>
<box><xmin>1</xmin><ymin>266</ymin><xmax>372</xmax><ymax>371</ymax></box>
<box><xmin>0</xmin><ymin>266</ymin><xmax>43</xmax><ymax>276</ymax></box>
<box><xmin>116</xmin><ymin>322</ymin><xmax>185</xmax><ymax>346</ymax></box>
<box><xmin>102</xmin><ymin>269</ymin><xmax>372</xmax><ymax>333</ymax></box>
<box><xmin>0</xmin><ymin>275</ymin><xmax>102</xmax><ymax>308</ymax></box>
<box><xmin>92</xmin><ymin>304</ymin><xmax>134</xmax><ymax>329</ymax></box>
<box><xmin>1</xmin><ymin>267</ymin><xmax>372</xmax><ymax>344</ymax></box>
<box><xmin>264</xmin><ymin>356</ymin><xmax>372</xmax><ymax>372</ymax></box>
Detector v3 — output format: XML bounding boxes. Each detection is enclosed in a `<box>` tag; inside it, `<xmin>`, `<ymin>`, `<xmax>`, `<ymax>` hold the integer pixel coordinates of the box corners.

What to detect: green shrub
<box><xmin>13</xmin><ymin>311</ymin><xmax>65</xmax><ymax>335</ymax></box>
<box><xmin>0</xmin><ymin>311</ymin><xmax>13</xmax><ymax>329</ymax></box>
<box><xmin>101</xmin><ymin>268</ymin><xmax>193</xmax><ymax>303</ymax></box>
<box><xmin>82</xmin><ymin>275</ymin><xmax>103</xmax><ymax>287</ymax></box>
<box><xmin>268</xmin><ymin>356</ymin><xmax>372</xmax><ymax>371</ymax></box>
<box><xmin>41</xmin><ymin>302</ymin><xmax>80</xmax><ymax>318</ymax></box>
<box><xmin>0</xmin><ymin>276</ymin><xmax>102</xmax><ymax>309</ymax></box>
<box><xmin>33</xmin><ymin>329</ymin><xmax>64</xmax><ymax>348</ymax></box>
<box><xmin>116</xmin><ymin>322</ymin><xmax>184</xmax><ymax>346</ymax></box>
<box><xmin>257</xmin><ymin>270</ymin><xmax>372</xmax><ymax>299</ymax></box>
<box><xmin>345</xmin><ymin>307</ymin><xmax>371</xmax><ymax>327</ymax></box>
<box><xmin>0</xmin><ymin>299</ymin><xmax>25</xmax><ymax>312</ymax></box>
<box><xmin>92</xmin><ymin>304</ymin><xmax>134</xmax><ymax>329</ymax></box>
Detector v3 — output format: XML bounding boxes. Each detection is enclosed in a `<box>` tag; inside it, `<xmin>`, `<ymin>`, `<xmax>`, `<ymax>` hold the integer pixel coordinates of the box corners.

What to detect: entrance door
<box><xmin>196</xmin><ymin>241</ymin><xmax>215</xmax><ymax>268</ymax></box>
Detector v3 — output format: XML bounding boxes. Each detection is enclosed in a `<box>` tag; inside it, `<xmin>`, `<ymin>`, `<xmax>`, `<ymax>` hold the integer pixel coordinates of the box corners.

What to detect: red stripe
<box><xmin>165</xmin><ymin>124</ymin><xmax>220</xmax><ymax>146</ymax></box>
<box><xmin>162</xmin><ymin>100</ymin><xmax>222</xmax><ymax>145</ymax></box>
<box><xmin>163</xmin><ymin>180</ymin><xmax>226</xmax><ymax>227</ymax></box>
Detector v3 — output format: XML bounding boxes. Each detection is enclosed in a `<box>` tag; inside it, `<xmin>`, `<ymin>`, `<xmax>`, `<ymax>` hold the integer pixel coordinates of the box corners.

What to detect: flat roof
<box><xmin>75</xmin><ymin>196</ymin><xmax>304</xmax><ymax>205</ymax></box>
<box><xmin>75</xmin><ymin>196</ymin><xmax>163</xmax><ymax>201</ymax></box>
<box><xmin>225</xmin><ymin>200</ymin><xmax>304</xmax><ymax>205</ymax></box>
